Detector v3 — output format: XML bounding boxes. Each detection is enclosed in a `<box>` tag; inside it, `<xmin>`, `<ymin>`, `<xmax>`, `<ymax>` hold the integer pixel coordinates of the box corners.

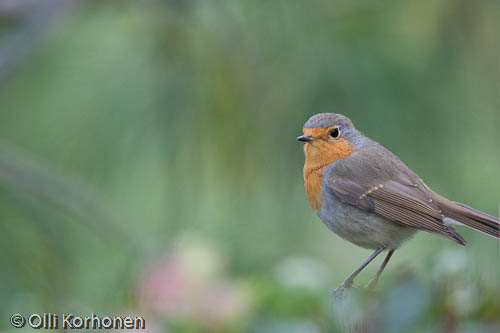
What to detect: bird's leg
<box><xmin>368</xmin><ymin>249</ymin><xmax>395</xmax><ymax>289</ymax></box>
<box><xmin>333</xmin><ymin>247</ymin><xmax>385</xmax><ymax>296</ymax></box>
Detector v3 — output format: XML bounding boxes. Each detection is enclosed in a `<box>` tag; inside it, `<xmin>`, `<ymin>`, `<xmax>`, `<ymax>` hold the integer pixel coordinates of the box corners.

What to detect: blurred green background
<box><xmin>0</xmin><ymin>0</ymin><xmax>499</xmax><ymax>332</ymax></box>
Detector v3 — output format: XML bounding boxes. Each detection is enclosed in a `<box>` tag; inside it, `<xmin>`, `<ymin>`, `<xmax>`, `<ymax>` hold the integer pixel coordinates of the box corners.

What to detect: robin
<box><xmin>297</xmin><ymin>113</ymin><xmax>500</xmax><ymax>294</ymax></box>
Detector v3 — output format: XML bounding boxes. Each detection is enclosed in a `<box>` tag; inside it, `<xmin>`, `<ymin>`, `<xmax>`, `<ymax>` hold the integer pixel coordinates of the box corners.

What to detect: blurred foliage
<box><xmin>0</xmin><ymin>0</ymin><xmax>499</xmax><ymax>332</ymax></box>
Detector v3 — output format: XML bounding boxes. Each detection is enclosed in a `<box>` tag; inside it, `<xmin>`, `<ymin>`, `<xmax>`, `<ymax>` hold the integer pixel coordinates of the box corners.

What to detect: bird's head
<box><xmin>297</xmin><ymin>113</ymin><xmax>361</xmax><ymax>164</ymax></box>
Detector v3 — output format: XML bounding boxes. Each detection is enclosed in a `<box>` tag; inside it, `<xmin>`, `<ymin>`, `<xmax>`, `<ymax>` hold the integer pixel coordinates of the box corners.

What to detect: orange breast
<box><xmin>302</xmin><ymin>136</ymin><xmax>355</xmax><ymax>211</ymax></box>
<box><xmin>304</xmin><ymin>166</ymin><xmax>326</xmax><ymax>211</ymax></box>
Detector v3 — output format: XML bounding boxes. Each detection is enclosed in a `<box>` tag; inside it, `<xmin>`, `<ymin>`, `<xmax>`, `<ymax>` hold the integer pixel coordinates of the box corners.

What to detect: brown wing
<box><xmin>326</xmin><ymin>146</ymin><xmax>467</xmax><ymax>245</ymax></box>
<box><xmin>327</xmin><ymin>176</ymin><xmax>466</xmax><ymax>245</ymax></box>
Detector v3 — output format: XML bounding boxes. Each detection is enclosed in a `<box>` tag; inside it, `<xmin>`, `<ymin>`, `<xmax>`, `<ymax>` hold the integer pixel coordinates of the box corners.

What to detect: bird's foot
<box><xmin>367</xmin><ymin>278</ymin><xmax>379</xmax><ymax>290</ymax></box>
<box><xmin>332</xmin><ymin>280</ymin><xmax>358</xmax><ymax>298</ymax></box>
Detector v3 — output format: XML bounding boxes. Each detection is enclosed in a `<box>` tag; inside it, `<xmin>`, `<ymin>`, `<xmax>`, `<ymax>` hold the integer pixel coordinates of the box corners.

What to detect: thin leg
<box><xmin>334</xmin><ymin>247</ymin><xmax>385</xmax><ymax>295</ymax></box>
<box><xmin>368</xmin><ymin>249</ymin><xmax>395</xmax><ymax>289</ymax></box>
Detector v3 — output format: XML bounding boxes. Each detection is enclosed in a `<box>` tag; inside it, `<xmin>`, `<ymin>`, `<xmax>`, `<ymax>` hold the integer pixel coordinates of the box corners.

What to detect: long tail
<box><xmin>437</xmin><ymin>198</ymin><xmax>500</xmax><ymax>239</ymax></box>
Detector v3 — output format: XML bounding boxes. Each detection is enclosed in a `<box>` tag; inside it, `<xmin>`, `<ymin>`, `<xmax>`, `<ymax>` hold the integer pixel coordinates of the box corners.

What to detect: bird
<box><xmin>297</xmin><ymin>113</ymin><xmax>499</xmax><ymax>294</ymax></box>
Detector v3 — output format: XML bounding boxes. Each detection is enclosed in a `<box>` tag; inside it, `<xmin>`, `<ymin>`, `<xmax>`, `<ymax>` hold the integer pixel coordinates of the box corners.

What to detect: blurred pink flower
<box><xmin>137</xmin><ymin>237</ymin><xmax>251</xmax><ymax>326</ymax></box>
<box><xmin>138</xmin><ymin>254</ymin><xmax>195</xmax><ymax>317</ymax></box>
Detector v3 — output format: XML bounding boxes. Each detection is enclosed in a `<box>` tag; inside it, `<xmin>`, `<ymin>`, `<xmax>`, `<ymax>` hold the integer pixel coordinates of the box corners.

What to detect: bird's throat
<box><xmin>303</xmin><ymin>138</ymin><xmax>355</xmax><ymax>211</ymax></box>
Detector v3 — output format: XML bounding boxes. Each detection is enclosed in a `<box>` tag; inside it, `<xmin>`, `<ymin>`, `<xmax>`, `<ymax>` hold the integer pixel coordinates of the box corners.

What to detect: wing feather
<box><xmin>325</xmin><ymin>146</ymin><xmax>467</xmax><ymax>245</ymax></box>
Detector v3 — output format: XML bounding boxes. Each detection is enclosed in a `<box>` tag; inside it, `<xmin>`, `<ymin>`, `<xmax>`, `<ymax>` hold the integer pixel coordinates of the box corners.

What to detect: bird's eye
<box><xmin>330</xmin><ymin>128</ymin><xmax>340</xmax><ymax>138</ymax></box>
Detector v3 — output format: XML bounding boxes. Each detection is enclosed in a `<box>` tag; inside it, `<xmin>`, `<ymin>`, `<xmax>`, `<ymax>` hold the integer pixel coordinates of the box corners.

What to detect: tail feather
<box><xmin>439</xmin><ymin>200</ymin><xmax>500</xmax><ymax>239</ymax></box>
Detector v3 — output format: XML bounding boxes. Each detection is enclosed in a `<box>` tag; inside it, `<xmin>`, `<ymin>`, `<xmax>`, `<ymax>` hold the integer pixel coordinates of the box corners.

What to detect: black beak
<box><xmin>296</xmin><ymin>134</ymin><xmax>315</xmax><ymax>142</ymax></box>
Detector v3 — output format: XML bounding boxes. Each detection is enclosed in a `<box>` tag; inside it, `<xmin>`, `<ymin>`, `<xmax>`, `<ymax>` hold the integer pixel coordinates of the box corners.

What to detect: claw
<box><xmin>333</xmin><ymin>280</ymin><xmax>358</xmax><ymax>298</ymax></box>
<box><xmin>367</xmin><ymin>278</ymin><xmax>378</xmax><ymax>290</ymax></box>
